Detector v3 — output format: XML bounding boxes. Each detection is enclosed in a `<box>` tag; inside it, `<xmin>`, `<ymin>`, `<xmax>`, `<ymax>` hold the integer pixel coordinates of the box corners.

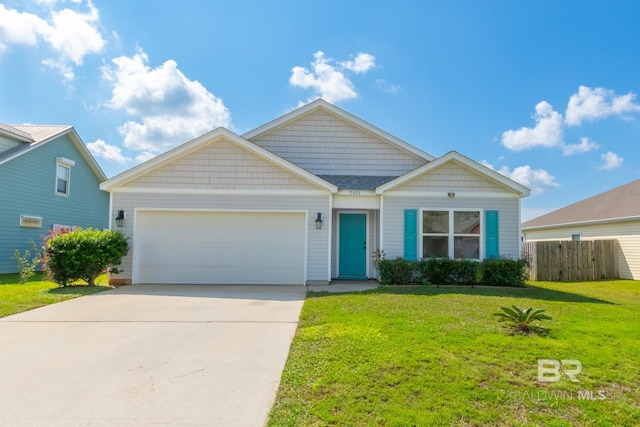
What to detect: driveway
<box><xmin>0</xmin><ymin>285</ymin><xmax>306</xmax><ymax>427</ymax></box>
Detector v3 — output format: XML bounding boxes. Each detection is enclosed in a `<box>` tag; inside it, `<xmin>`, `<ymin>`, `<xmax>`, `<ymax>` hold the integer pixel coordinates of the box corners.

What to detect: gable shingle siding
<box><xmin>250</xmin><ymin>110</ymin><xmax>427</xmax><ymax>176</ymax></box>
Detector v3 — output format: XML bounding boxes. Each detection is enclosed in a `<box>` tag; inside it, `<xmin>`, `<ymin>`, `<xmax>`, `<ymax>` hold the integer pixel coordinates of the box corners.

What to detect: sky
<box><xmin>1</xmin><ymin>0</ymin><xmax>639</xmax><ymax>222</ymax></box>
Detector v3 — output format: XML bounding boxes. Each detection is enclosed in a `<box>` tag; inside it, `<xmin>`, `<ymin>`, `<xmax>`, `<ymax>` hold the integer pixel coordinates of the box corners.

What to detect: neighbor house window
<box><xmin>422</xmin><ymin>209</ymin><xmax>481</xmax><ymax>259</ymax></box>
<box><xmin>55</xmin><ymin>157</ymin><xmax>75</xmax><ymax>196</ymax></box>
<box><xmin>571</xmin><ymin>233</ymin><xmax>581</xmax><ymax>241</ymax></box>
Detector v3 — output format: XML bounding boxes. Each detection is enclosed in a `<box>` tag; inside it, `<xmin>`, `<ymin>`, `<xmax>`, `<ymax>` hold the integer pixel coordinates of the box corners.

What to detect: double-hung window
<box><xmin>422</xmin><ymin>209</ymin><xmax>481</xmax><ymax>259</ymax></box>
<box><xmin>55</xmin><ymin>157</ymin><xmax>75</xmax><ymax>196</ymax></box>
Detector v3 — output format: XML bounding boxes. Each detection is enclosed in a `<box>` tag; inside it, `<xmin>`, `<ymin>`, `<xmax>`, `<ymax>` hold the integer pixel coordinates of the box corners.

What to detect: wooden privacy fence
<box><xmin>523</xmin><ymin>240</ymin><xmax>619</xmax><ymax>282</ymax></box>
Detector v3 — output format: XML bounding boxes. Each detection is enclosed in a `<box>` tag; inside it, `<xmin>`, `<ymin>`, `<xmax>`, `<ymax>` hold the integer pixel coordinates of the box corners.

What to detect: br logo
<box><xmin>538</xmin><ymin>359</ymin><xmax>582</xmax><ymax>382</ymax></box>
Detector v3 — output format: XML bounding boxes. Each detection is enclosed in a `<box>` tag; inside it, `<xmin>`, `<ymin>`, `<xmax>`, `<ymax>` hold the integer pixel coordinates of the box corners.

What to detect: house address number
<box><xmin>348</xmin><ymin>190</ymin><xmax>361</xmax><ymax>196</ymax></box>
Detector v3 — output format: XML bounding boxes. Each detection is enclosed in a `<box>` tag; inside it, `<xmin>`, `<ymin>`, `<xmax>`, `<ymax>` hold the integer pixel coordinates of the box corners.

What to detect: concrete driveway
<box><xmin>0</xmin><ymin>285</ymin><xmax>306</xmax><ymax>427</ymax></box>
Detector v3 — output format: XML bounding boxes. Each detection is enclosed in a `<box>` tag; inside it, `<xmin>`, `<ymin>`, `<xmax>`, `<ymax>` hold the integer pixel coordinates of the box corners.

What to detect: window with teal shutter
<box><xmin>404</xmin><ymin>210</ymin><xmax>417</xmax><ymax>260</ymax></box>
<box><xmin>485</xmin><ymin>210</ymin><xmax>499</xmax><ymax>259</ymax></box>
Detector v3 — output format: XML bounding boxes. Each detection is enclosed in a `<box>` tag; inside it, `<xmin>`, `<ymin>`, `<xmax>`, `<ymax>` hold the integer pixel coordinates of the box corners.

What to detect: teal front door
<box><xmin>338</xmin><ymin>213</ymin><xmax>367</xmax><ymax>280</ymax></box>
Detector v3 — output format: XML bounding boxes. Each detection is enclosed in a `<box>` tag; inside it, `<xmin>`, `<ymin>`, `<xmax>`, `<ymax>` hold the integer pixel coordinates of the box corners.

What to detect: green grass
<box><xmin>0</xmin><ymin>272</ymin><xmax>110</xmax><ymax>318</ymax></box>
<box><xmin>269</xmin><ymin>281</ymin><xmax>640</xmax><ymax>426</ymax></box>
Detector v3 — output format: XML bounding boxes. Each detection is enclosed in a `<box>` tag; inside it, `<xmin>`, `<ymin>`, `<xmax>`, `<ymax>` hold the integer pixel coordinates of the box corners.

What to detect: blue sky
<box><xmin>1</xmin><ymin>1</ymin><xmax>639</xmax><ymax>221</ymax></box>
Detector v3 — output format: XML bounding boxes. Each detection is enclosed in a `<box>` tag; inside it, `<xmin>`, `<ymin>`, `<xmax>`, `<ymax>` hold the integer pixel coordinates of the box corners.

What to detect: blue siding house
<box><xmin>0</xmin><ymin>123</ymin><xmax>108</xmax><ymax>274</ymax></box>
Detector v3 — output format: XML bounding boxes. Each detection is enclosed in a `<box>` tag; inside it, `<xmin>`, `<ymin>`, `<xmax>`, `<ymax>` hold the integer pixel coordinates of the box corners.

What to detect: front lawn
<box><xmin>0</xmin><ymin>272</ymin><xmax>110</xmax><ymax>317</ymax></box>
<box><xmin>269</xmin><ymin>281</ymin><xmax>640</xmax><ymax>426</ymax></box>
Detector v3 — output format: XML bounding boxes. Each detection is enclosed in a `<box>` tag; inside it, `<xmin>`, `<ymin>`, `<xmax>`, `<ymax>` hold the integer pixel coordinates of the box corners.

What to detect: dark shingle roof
<box><xmin>317</xmin><ymin>175</ymin><xmax>398</xmax><ymax>190</ymax></box>
<box><xmin>523</xmin><ymin>179</ymin><xmax>640</xmax><ymax>228</ymax></box>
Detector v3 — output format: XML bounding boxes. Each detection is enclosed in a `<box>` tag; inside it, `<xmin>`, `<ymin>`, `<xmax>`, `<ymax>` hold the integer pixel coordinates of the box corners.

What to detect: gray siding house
<box><xmin>523</xmin><ymin>179</ymin><xmax>640</xmax><ymax>280</ymax></box>
<box><xmin>0</xmin><ymin>123</ymin><xmax>109</xmax><ymax>274</ymax></box>
<box><xmin>101</xmin><ymin>99</ymin><xmax>530</xmax><ymax>286</ymax></box>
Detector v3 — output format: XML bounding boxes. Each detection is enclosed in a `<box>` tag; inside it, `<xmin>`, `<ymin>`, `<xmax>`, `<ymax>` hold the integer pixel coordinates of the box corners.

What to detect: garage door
<box><xmin>135</xmin><ymin>211</ymin><xmax>306</xmax><ymax>285</ymax></box>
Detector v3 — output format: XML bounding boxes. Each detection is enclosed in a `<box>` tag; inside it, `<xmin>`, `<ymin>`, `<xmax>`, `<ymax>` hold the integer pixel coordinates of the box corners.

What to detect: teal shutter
<box><xmin>404</xmin><ymin>209</ymin><xmax>418</xmax><ymax>260</ymax></box>
<box><xmin>485</xmin><ymin>210</ymin><xmax>499</xmax><ymax>259</ymax></box>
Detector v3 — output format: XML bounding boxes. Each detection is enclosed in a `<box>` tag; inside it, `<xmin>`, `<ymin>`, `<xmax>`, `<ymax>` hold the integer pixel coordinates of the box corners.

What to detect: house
<box><xmin>100</xmin><ymin>99</ymin><xmax>530</xmax><ymax>286</ymax></box>
<box><xmin>522</xmin><ymin>179</ymin><xmax>640</xmax><ymax>280</ymax></box>
<box><xmin>0</xmin><ymin>123</ymin><xmax>109</xmax><ymax>274</ymax></box>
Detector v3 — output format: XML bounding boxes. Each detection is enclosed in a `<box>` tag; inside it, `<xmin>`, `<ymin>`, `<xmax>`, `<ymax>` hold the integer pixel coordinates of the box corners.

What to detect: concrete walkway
<box><xmin>307</xmin><ymin>280</ymin><xmax>380</xmax><ymax>293</ymax></box>
<box><xmin>0</xmin><ymin>285</ymin><xmax>306</xmax><ymax>427</ymax></box>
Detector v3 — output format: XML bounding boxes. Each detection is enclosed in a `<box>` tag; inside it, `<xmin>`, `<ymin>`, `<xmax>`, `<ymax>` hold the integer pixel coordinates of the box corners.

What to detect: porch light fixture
<box><xmin>315</xmin><ymin>212</ymin><xmax>323</xmax><ymax>229</ymax></box>
<box><xmin>115</xmin><ymin>210</ymin><xmax>125</xmax><ymax>228</ymax></box>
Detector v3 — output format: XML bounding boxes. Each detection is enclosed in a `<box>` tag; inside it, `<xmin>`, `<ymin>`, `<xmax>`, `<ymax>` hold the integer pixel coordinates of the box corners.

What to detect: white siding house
<box><xmin>522</xmin><ymin>179</ymin><xmax>640</xmax><ymax>280</ymax></box>
<box><xmin>101</xmin><ymin>99</ymin><xmax>530</xmax><ymax>286</ymax></box>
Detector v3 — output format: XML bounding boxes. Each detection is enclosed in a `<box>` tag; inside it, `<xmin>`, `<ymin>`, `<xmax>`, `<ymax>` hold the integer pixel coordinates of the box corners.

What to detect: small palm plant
<box><xmin>493</xmin><ymin>305</ymin><xmax>552</xmax><ymax>334</ymax></box>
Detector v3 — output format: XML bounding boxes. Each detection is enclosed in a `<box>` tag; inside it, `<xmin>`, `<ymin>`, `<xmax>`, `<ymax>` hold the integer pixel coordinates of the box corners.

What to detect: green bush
<box><xmin>416</xmin><ymin>258</ymin><xmax>453</xmax><ymax>286</ymax></box>
<box><xmin>450</xmin><ymin>259</ymin><xmax>481</xmax><ymax>286</ymax></box>
<box><xmin>377</xmin><ymin>258</ymin><xmax>415</xmax><ymax>286</ymax></box>
<box><xmin>481</xmin><ymin>258</ymin><xmax>529</xmax><ymax>287</ymax></box>
<box><xmin>42</xmin><ymin>228</ymin><xmax>128</xmax><ymax>287</ymax></box>
<box><xmin>378</xmin><ymin>256</ymin><xmax>528</xmax><ymax>287</ymax></box>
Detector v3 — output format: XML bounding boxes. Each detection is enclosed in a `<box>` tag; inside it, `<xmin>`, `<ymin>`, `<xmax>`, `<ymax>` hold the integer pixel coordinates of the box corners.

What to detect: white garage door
<box><xmin>135</xmin><ymin>211</ymin><xmax>306</xmax><ymax>285</ymax></box>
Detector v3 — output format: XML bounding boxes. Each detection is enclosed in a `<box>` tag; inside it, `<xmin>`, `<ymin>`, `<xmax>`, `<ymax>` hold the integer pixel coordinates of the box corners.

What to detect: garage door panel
<box><xmin>136</xmin><ymin>211</ymin><xmax>306</xmax><ymax>285</ymax></box>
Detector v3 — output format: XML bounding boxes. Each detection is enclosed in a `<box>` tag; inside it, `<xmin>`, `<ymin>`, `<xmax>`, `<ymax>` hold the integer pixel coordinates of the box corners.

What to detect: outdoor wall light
<box><xmin>115</xmin><ymin>210</ymin><xmax>125</xmax><ymax>227</ymax></box>
<box><xmin>448</xmin><ymin>192</ymin><xmax>456</xmax><ymax>198</ymax></box>
<box><xmin>315</xmin><ymin>212</ymin><xmax>323</xmax><ymax>229</ymax></box>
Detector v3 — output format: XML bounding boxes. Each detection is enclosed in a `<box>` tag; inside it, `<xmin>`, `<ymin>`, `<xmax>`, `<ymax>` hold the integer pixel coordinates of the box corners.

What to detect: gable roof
<box><xmin>242</xmin><ymin>98</ymin><xmax>435</xmax><ymax>162</ymax></box>
<box><xmin>0</xmin><ymin>124</ymin><xmax>107</xmax><ymax>181</ymax></box>
<box><xmin>100</xmin><ymin>127</ymin><xmax>338</xmax><ymax>192</ymax></box>
<box><xmin>318</xmin><ymin>175</ymin><xmax>398</xmax><ymax>190</ymax></box>
<box><xmin>375</xmin><ymin>151</ymin><xmax>531</xmax><ymax>196</ymax></box>
<box><xmin>523</xmin><ymin>178</ymin><xmax>640</xmax><ymax>229</ymax></box>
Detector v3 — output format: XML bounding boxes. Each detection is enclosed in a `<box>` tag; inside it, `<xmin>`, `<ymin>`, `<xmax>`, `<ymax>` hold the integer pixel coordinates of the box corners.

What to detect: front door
<box><xmin>338</xmin><ymin>213</ymin><xmax>367</xmax><ymax>280</ymax></box>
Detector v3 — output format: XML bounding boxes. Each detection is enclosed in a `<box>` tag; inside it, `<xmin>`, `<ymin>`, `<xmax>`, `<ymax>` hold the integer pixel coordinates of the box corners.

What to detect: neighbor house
<box><xmin>522</xmin><ymin>179</ymin><xmax>640</xmax><ymax>280</ymax></box>
<box><xmin>0</xmin><ymin>123</ymin><xmax>109</xmax><ymax>274</ymax></box>
<box><xmin>100</xmin><ymin>99</ymin><xmax>530</xmax><ymax>286</ymax></box>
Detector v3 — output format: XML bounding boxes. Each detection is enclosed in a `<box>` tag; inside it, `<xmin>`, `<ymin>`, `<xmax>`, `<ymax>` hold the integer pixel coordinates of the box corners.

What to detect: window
<box><xmin>55</xmin><ymin>157</ymin><xmax>75</xmax><ymax>196</ymax></box>
<box><xmin>571</xmin><ymin>233</ymin><xmax>581</xmax><ymax>241</ymax></box>
<box><xmin>422</xmin><ymin>209</ymin><xmax>481</xmax><ymax>259</ymax></box>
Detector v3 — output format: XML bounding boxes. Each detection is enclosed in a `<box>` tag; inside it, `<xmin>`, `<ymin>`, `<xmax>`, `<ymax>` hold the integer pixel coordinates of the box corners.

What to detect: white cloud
<box><xmin>562</xmin><ymin>137</ymin><xmax>599</xmax><ymax>156</ymax></box>
<box><xmin>599</xmin><ymin>151</ymin><xmax>623</xmax><ymax>170</ymax></box>
<box><xmin>102</xmin><ymin>50</ymin><xmax>231</xmax><ymax>154</ymax></box>
<box><xmin>289</xmin><ymin>50</ymin><xmax>376</xmax><ymax>103</ymax></box>
<box><xmin>0</xmin><ymin>1</ymin><xmax>105</xmax><ymax>80</ymax></box>
<box><xmin>340</xmin><ymin>52</ymin><xmax>376</xmax><ymax>73</ymax></box>
<box><xmin>565</xmin><ymin>86</ymin><xmax>640</xmax><ymax>126</ymax></box>
<box><xmin>0</xmin><ymin>5</ymin><xmax>49</xmax><ymax>50</ymax></box>
<box><xmin>86</xmin><ymin>139</ymin><xmax>130</xmax><ymax>163</ymax></box>
<box><xmin>376</xmin><ymin>78</ymin><xmax>400</xmax><ymax>94</ymax></box>
<box><xmin>483</xmin><ymin>161</ymin><xmax>560</xmax><ymax>195</ymax></box>
<box><xmin>135</xmin><ymin>151</ymin><xmax>156</xmax><ymax>163</ymax></box>
<box><xmin>501</xmin><ymin>101</ymin><xmax>564</xmax><ymax>151</ymax></box>
<box><xmin>46</xmin><ymin>1</ymin><xmax>104</xmax><ymax>65</ymax></box>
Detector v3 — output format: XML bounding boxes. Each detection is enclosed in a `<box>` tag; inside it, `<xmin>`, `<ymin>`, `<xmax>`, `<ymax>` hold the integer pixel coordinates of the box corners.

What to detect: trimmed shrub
<box><xmin>416</xmin><ymin>258</ymin><xmax>453</xmax><ymax>286</ymax></box>
<box><xmin>450</xmin><ymin>259</ymin><xmax>481</xmax><ymax>286</ymax></box>
<box><xmin>377</xmin><ymin>258</ymin><xmax>415</xmax><ymax>286</ymax></box>
<box><xmin>481</xmin><ymin>258</ymin><xmax>529</xmax><ymax>287</ymax></box>
<box><xmin>378</xmin><ymin>256</ymin><xmax>528</xmax><ymax>287</ymax></box>
<box><xmin>42</xmin><ymin>228</ymin><xmax>128</xmax><ymax>287</ymax></box>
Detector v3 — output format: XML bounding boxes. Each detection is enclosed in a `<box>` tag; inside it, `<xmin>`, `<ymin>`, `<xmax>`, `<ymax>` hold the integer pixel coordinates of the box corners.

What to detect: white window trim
<box><xmin>55</xmin><ymin>157</ymin><xmax>75</xmax><ymax>196</ymax></box>
<box><xmin>419</xmin><ymin>208</ymin><xmax>485</xmax><ymax>260</ymax></box>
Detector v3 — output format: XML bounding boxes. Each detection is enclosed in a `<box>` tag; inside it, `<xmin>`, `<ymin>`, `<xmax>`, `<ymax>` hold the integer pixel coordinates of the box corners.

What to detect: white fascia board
<box><xmin>110</xmin><ymin>187</ymin><xmax>331</xmax><ymax>196</ymax></box>
<box><xmin>242</xmin><ymin>98</ymin><xmax>435</xmax><ymax>162</ymax></box>
<box><xmin>100</xmin><ymin>127</ymin><xmax>338</xmax><ymax>193</ymax></box>
<box><xmin>376</xmin><ymin>151</ymin><xmax>531</xmax><ymax>197</ymax></box>
<box><xmin>384</xmin><ymin>191</ymin><xmax>520</xmax><ymax>199</ymax></box>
